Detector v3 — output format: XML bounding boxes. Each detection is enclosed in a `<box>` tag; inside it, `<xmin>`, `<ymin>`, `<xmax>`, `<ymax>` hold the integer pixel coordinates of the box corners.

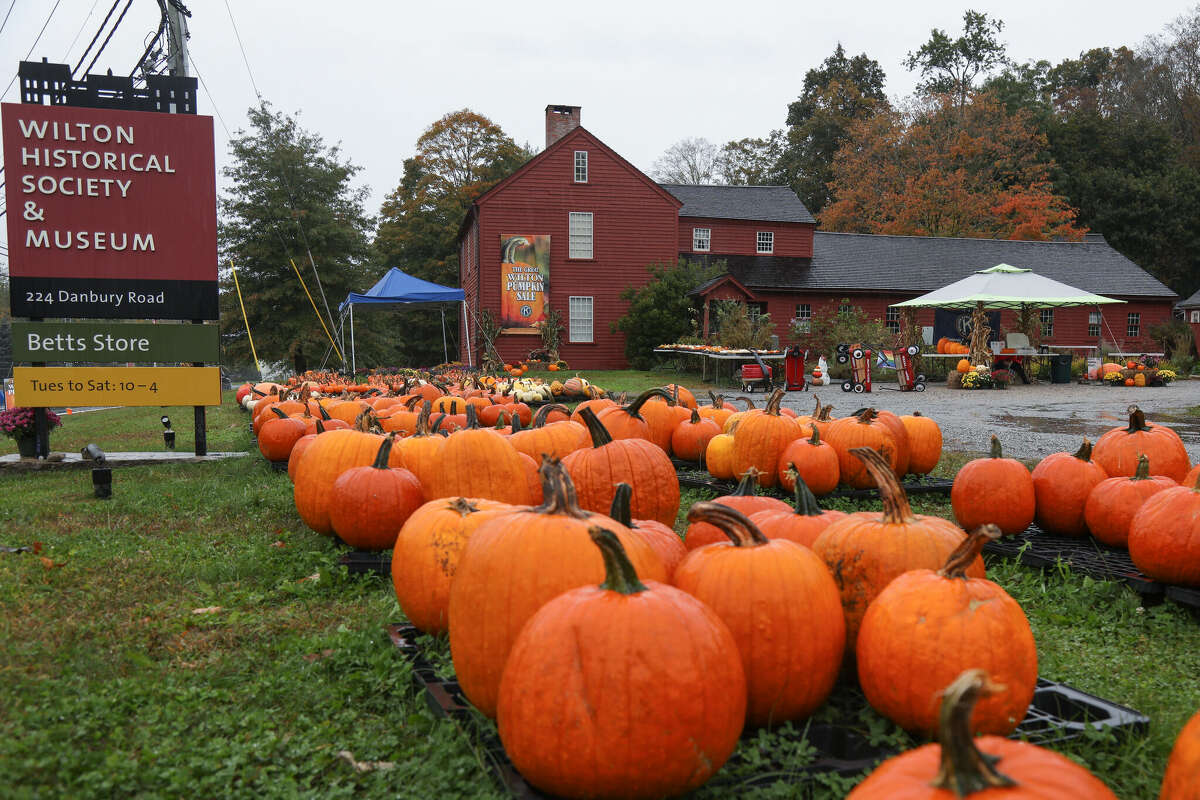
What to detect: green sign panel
<box><xmin>12</xmin><ymin>321</ymin><xmax>220</xmax><ymax>363</ymax></box>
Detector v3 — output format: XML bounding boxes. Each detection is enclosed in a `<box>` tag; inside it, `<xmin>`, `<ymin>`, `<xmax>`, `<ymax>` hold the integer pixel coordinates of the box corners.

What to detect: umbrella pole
<box><xmin>968</xmin><ymin>302</ymin><xmax>992</xmax><ymax>366</ymax></box>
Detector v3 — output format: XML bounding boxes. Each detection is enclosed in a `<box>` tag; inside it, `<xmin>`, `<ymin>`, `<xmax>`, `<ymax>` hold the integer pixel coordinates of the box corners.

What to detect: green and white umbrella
<box><xmin>891</xmin><ymin>264</ymin><xmax>1125</xmax><ymax>310</ymax></box>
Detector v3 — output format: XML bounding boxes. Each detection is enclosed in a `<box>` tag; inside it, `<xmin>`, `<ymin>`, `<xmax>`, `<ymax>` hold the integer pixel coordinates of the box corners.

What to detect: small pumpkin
<box><xmin>595</xmin><ymin>388</ymin><xmax>671</xmax><ymax>442</ymax></box>
<box><xmin>671</xmin><ymin>408</ymin><xmax>721</xmax><ymax>463</ymax></box>
<box><xmin>683</xmin><ymin>469</ymin><xmax>790</xmax><ymax>550</ymax></box>
<box><xmin>950</xmin><ymin>435</ymin><xmax>1036</xmax><ymax>536</ymax></box>
<box><xmin>956</xmin><ymin>358</ymin><xmax>971</xmax><ymax>373</ymax></box>
<box><xmin>704</xmin><ymin>429</ymin><xmax>737</xmax><ymax>480</ymax></box>
<box><xmin>776</xmin><ymin>426</ymin><xmax>839</xmax><ymax>496</ymax></box>
<box><xmin>750</xmin><ymin>467</ymin><xmax>847</xmax><ymax>548</ymax></box>
<box><xmin>1031</xmin><ymin>439</ymin><xmax>1108</xmax><ymax>537</ymax></box>
<box><xmin>329</xmin><ymin>434</ymin><xmax>424</xmax><ymax>550</ymax></box>
<box><xmin>824</xmin><ymin>408</ymin><xmax>898</xmax><ymax>489</ymax></box>
<box><xmin>900</xmin><ymin>410</ymin><xmax>942</xmax><ymax>475</ymax></box>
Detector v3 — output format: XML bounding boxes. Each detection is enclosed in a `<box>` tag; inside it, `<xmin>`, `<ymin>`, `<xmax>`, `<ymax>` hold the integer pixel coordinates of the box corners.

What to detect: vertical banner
<box><xmin>499</xmin><ymin>234</ymin><xmax>550</xmax><ymax>329</ymax></box>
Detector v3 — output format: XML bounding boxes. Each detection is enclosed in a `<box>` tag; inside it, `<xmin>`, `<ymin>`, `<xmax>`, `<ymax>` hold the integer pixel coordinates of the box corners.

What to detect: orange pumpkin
<box><xmin>950</xmin><ymin>435</ymin><xmax>1036</xmax><ymax>536</ymax></box>
<box><xmin>1031</xmin><ymin>439</ymin><xmax>1109</xmax><ymax>537</ymax></box>
<box><xmin>956</xmin><ymin>358</ymin><xmax>971</xmax><ymax>373</ymax></box>
<box><xmin>900</xmin><ymin>410</ymin><xmax>942</xmax><ymax>475</ymax></box>
<box><xmin>328</xmin><ymin>434</ymin><xmax>423</xmax><ymax>550</ymax></box>
<box><xmin>595</xmin><ymin>388</ymin><xmax>669</xmax><ymax>442</ymax></box>
<box><xmin>856</xmin><ymin>525</ymin><xmax>1038</xmax><ymax>736</ymax></box>
<box><xmin>609</xmin><ymin>483</ymin><xmax>686</xmax><ymax>580</ymax></box>
<box><xmin>732</xmin><ymin>389</ymin><xmax>804</xmax><ymax>487</ymax></box>
<box><xmin>674</xmin><ymin>503</ymin><xmax>845</xmax><ymax>728</ymax></box>
<box><xmin>1160</xmin><ymin>707</ymin><xmax>1200</xmax><ymax>800</ymax></box>
<box><xmin>1083</xmin><ymin>454</ymin><xmax>1177</xmax><ymax>548</ymax></box>
<box><xmin>671</xmin><ymin>408</ymin><xmax>721</xmax><ymax>463</ymax></box>
<box><xmin>750</xmin><ymin>469</ymin><xmax>847</xmax><ymax>548</ymax></box>
<box><xmin>824</xmin><ymin>408</ymin><xmax>898</xmax><ymax>489</ymax></box>
<box><xmin>1127</xmin><ymin>472</ymin><xmax>1200</xmax><ymax>586</ymax></box>
<box><xmin>1093</xmin><ymin>404</ymin><xmax>1190</xmax><ymax>482</ymax></box>
<box><xmin>423</xmin><ymin>406</ymin><xmax>533</xmax><ymax>506</ymax></box>
<box><xmin>775</xmin><ymin>426</ymin><xmax>839</xmax><ymax>496</ymax></box>
<box><xmin>258</xmin><ymin>408</ymin><xmax>307</xmax><ymax>463</ymax></box>
<box><xmin>683</xmin><ymin>470</ymin><xmax>790</xmax><ymax>550</ymax></box>
<box><xmin>704</xmin><ymin>430</ymin><xmax>737</xmax><ymax>480</ymax></box>
<box><xmin>293</xmin><ymin>429</ymin><xmax>389</xmax><ymax>535</ymax></box>
<box><xmin>496</xmin><ymin>527</ymin><xmax>744</xmax><ymax>799</ymax></box>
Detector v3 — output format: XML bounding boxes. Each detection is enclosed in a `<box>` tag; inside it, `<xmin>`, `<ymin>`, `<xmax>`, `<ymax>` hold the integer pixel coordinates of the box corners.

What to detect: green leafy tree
<box><xmin>717</xmin><ymin>133</ymin><xmax>785</xmax><ymax>185</ymax></box>
<box><xmin>611</xmin><ymin>259</ymin><xmax>722</xmax><ymax>369</ymax></box>
<box><xmin>905</xmin><ymin>10</ymin><xmax>1009</xmax><ymax>110</ymax></box>
<box><xmin>374</xmin><ymin>109</ymin><xmax>530</xmax><ymax>364</ymax></box>
<box><xmin>218</xmin><ymin>102</ymin><xmax>377</xmax><ymax>374</ymax></box>
<box><xmin>781</xmin><ymin>44</ymin><xmax>889</xmax><ymax>212</ymax></box>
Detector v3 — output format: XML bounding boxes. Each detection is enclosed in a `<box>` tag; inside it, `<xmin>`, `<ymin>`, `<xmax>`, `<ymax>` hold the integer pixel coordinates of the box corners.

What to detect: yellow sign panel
<box><xmin>14</xmin><ymin>367</ymin><xmax>222</xmax><ymax>407</ymax></box>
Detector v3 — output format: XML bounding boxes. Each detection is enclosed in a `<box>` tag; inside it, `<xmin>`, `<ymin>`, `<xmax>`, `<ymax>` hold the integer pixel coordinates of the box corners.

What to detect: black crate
<box><xmin>336</xmin><ymin>545</ymin><xmax>391</xmax><ymax>576</ymax></box>
<box><xmin>983</xmin><ymin>524</ymin><xmax>1167</xmax><ymax>601</ymax></box>
<box><xmin>387</xmin><ymin>623</ymin><xmax>1148</xmax><ymax>798</ymax></box>
<box><xmin>269</xmin><ymin>459</ymin><xmax>288</xmax><ymax>472</ymax></box>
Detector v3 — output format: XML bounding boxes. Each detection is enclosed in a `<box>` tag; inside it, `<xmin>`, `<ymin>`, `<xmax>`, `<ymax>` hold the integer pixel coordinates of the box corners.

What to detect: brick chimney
<box><xmin>545</xmin><ymin>105</ymin><xmax>581</xmax><ymax>148</ymax></box>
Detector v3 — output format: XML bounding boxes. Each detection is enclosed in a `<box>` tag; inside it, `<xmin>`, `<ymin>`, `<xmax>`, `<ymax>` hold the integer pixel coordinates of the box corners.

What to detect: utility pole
<box><xmin>165</xmin><ymin>2</ymin><xmax>190</xmax><ymax>77</ymax></box>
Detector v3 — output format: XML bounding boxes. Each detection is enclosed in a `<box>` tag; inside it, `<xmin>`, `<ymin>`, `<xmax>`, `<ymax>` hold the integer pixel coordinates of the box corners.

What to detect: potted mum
<box><xmin>1</xmin><ymin>407</ymin><xmax>62</xmax><ymax>458</ymax></box>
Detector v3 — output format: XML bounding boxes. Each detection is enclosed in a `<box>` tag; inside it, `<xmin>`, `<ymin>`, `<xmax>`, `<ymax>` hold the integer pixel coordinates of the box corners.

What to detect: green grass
<box><xmin>1</xmin><ymin>397</ymin><xmax>1197</xmax><ymax>798</ymax></box>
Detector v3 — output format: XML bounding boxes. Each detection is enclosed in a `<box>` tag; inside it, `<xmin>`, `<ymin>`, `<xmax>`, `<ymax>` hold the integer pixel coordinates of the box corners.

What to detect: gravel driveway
<box><xmin>775</xmin><ymin>380</ymin><xmax>1200</xmax><ymax>462</ymax></box>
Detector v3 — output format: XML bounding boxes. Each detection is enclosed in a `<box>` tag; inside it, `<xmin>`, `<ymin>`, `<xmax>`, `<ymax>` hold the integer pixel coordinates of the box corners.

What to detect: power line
<box><xmin>186</xmin><ymin>53</ymin><xmax>231</xmax><ymax>138</ymax></box>
<box><xmin>80</xmin><ymin>0</ymin><xmax>134</xmax><ymax>78</ymax></box>
<box><xmin>64</xmin><ymin>0</ymin><xmax>106</xmax><ymax>65</ymax></box>
<box><xmin>0</xmin><ymin>0</ymin><xmax>17</xmax><ymax>39</ymax></box>
<box><xmin>223</xmin><ymin>0</ymin><xmax>259</xmax><ymax>98</ymax></box>
<box><xmin>1</xmin><ymin>0</ymin><xmax>65</xmax><ymax>101</ymax></box>
<box><xmin>72</xmin><ymin>0</ymin><xmax>121</xmax><ymax>77</ymax></box>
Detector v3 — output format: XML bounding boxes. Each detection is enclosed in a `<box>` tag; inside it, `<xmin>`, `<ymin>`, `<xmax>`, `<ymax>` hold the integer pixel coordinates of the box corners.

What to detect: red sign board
<box><xmin>2</xmin><ymin>102</ymin><xmax>217</xmax><ymax>319</ymax></box>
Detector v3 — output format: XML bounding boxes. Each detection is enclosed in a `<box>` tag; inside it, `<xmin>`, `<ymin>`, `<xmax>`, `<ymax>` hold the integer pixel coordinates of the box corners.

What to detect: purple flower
<box><xmin>0</xmin><ymin>407</ymin><xmax>62</xmax><ymax>440</ymax></box>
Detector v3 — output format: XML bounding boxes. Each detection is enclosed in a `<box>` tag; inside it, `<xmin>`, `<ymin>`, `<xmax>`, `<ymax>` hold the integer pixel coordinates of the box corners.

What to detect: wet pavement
<box><xmin>777</xmin><ymin>379</ymin><xmax>1200</xmax><ymax>462</ymax></box>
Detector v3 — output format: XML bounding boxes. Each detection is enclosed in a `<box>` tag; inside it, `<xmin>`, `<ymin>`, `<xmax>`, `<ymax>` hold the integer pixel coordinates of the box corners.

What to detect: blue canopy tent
<box><xmin>338</xmin><ymin>268</ymin><xmax>470</xmax><ymax>372</ymax></box>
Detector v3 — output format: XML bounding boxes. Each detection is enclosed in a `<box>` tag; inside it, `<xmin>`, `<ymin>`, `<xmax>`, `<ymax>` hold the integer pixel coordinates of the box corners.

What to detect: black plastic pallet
<box><xmin>387</xmin><ymin>623</ymin><xmax>1148</xmax><ymax>798</ymax></box>
<box><xmin>982</xmin><ymin>524</ymin><xmax>1200</xmax><ymax>614</ymax></box>
<box><xmin>674</xmin><ymin>463</ymin><xmax>953</xmax><ymax>501</ymax></box>
<box><xmin>332</xmin><ymin>537</ymin><xmax>391</xmax><ymax>576</ymax></box>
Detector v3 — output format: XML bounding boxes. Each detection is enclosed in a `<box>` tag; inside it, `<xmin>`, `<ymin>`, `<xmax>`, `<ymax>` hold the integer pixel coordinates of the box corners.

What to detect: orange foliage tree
<box><xmin>821</xmin><ymin>93</ymin><xmax>1086</xmax><ymax>241</ymax></box>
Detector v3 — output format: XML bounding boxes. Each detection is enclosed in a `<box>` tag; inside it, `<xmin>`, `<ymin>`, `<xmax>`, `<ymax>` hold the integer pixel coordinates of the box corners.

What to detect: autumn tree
<box><xmin>905</xmin><ymin>10</ymin><xmax>1009</xmax><ymax>110</ymax></box>
<box><xmin>374</xmin><ymin>109</ymin><xmax>530</xmax><ymax>364</ymax></box>
<box><xmin>780</xmin><ymin>44</ymin><xmax>889</xmax><ymax>212</ymax></box>
<box><xmin>650</xmin><ymin>137</ymin><xmax>722</xmax><ymax>184</ymax></box>
<box><xmin>821</xmin><ymin>92</ymin><xmax>1085</xmax><ymax>241</ymax></box>
<box><xmin>218</xmin><ymin>102</ymin><xmax>377</xmax><ymax>374</ymax></box>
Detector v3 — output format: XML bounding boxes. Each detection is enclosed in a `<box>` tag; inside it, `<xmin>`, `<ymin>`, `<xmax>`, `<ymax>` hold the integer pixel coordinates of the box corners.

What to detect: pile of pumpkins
<box><xmin>950</xmin><ymin>404</ymin><xmax>1200</xmax><ymax>588</ymax></box>
<box><xmin>697</xmin><ymin>390</ymin><xmax>944</xmax><ymax>496</ymax></box>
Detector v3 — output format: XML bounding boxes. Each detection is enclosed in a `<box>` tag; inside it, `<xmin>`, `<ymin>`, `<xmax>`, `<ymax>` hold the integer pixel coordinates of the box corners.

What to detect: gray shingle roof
<box><xmin>1178</xmin><ymin>288</ymin><xmax>1200</xmax><ymax>308</ymax></box>
<box><xmin>659</xmin><ymin>184</ymin><xmax>816</xmax><ymax>224</ymax></box>
<box><xmin>702</xmin><ymin>232</ymin><xmax>1175</xmax><ymax>298</ymax></box>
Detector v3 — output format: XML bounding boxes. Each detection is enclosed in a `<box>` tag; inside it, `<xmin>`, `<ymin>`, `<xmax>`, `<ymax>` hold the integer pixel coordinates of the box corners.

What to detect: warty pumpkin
<box><xmin>1031</xmin><ymin>439</ymin><xmax>1108</xmax><ymax>537</ymax></box>
<box><xmin>496</xmin><ymin>526</ymin><xmax>744</xmax><ymax>799</ymax></box>
<box><xmin>448</xmin><ymin>458</ymin><xmax>667</xmax><ymax>718</ymax></box>
<box><xmin>1093</xmin><ymin>404</ymin><xmax>1190</xmax><ymax>482</ymax></box>
<box><xmin>856</xmin><ymin>525</ymin><xmax>1038</xmax><ymax>736</ymax></box>
<box><xmin>683</xmin><ymin>469</ymin><xmax>790</xmax><ymax>551</ymax></box>
<box><xmin>391</xmin><ymin>496</ymin><xmax>511</xmax><ymax>634</ymax></box>
<box><xmin>847</xmin><ymin>670</ymin><xmax>1118</xmax><ymax>799</ymax></box>
<box><xmin>950</xmin><ymin>435</ymin><xmax>1036</xmax><ymax>536</ymax></box>
<box><xmin>1084</xmin><ymin>454</ymin><xmax>1177</xmax><ymax>548</ymax></box>
<box><xmin>562</xmin><ymin>407</ymin><xmax>680</xmax><ymax>527</ymax></box>
<box><xmin>674</xmin><ymin>503</ymin><xmax>845</xmax><ymax>728</ymax></box>
<box><xmin>328</xmin><ymin>434</ymin><xmax>424</xmax><ymax>550</ymax></box>
<box><xmin>813</xmin><ymin>448</ymin><xmax>982</xmax><ymax>658</ymax></box>
<box><xmin>1127</xmin><ymin>472</ymin><xmax>1200</xmax><ymax>586</ymax></box>
<box><xmin>731</xmin><ymin>389</ymin><xmax>802</xmax><ymax>488</ymax></box>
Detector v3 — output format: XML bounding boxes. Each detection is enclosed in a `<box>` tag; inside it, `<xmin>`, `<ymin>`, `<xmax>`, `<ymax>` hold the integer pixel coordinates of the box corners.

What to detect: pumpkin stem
<box><xmin>577</xmin><ymin>407</ymin><xmax>614</xmax><ymax>448</ymax></box>
<box><xmin>1132</xmin><ymin>454</ymin><xmax>1151</xmax><ymax>480</ymax></box>
<box><xmin>609</xmin><ymin>483</ymin><xmax>634</xmax><ymax>527</ymax></box>
<box><xmin>765</xmin><ymin>389</ymin><xmax>785</xmax><ymax>416</ymax></box>
<box><xmin>588</xmin><ymin>526</ymin><xmax>648</xmax><ymax>595</ymax></box>
<box><xmin>494</xmin><ymin>411</ymin><xmax>508</xmax><ymax>431</ymax></box>
<box><xmin>532</xmin><ymin>456</ymin><xmax>591</xmax><ymax>519</ymax></box>
<box><xmin>533</xmin><ymin>403</ymin><xmax>569</xmax><ymax>427</ymax></box>
<box><xmin>938</xmin><ymin>525</ymin><xmax>999</xmax><ymax>579</ymax></box>
<box><xmin>856</xmin><ymin>407</ymin><xmax>878</xmax><ymax>425</ymax></box>
<box><xmin>812</xmin><ymin>395</ymin><xmax>822</xmax><ymax>417</ymax></box>
<box><xmin>708</xmin><ymin>391</ymin><xmax>724</xmax><ymax>409</ymax></box>
<box><xmin>510</xmin><ymin>413</ymin><xmax>522</xmax><ymax>434</ymax></box>
<box><xmin>815</xmin><ymin>402</ymin><xmax>835</xmax><ymax>422</ymax></box>
<box><xmin>314</xmin><ymin>418</ymin><xmax>326</xmax><ymax>434</ymax></box>
<box><xmin>269</xmin><ymin>407</ymin><xmax>289</xmax><ymax>419</ymax></box>
<box><xmin>413</xmin><ymin>402</ymin><xmax>432</xmax><ymax>436</ymax></box>
<box><xmin>808</xmin><ymin>426</ymin><xmax>822</xmax><ymax>447</ymax></box>
<box><xmin>623</xmin><ymin>387</ymin><xmax>672</xmax><ymax>419</ymax></box>
<box><xmin>448</xmin><ymin>497</ymin><xmax>481</xmax><ymax>516</ymax></box>
<box><xmin>371</xmin><ymin>433</ymin><xmax>396</xmax><ymax>470</ymax></box>
<box><xmin>989</xmin><ymin>435</ymin><xmax>1003</xmax><ymax>459</ymax></box>
<box><xmin>786</xmin><ymin>465</ymin><xmax>824</xmax><ymax>517</ymax></box>
<box><xmin>1125</xmin><ymin>405</ymin><xmax>1152</xmax><ymax>434</ymax></box>
<box><xmin>1072</xmin><ymin>438</ymin><xmax>1093</xmax><ymax>461</ymax></box>
<box><xmin>403</xmin><ymin>395</ymin><xmax>422</xmax><ymax>410</ymax></box>
<box><xmin>318</xmin><ymin>404</ymin><xmax>332</xmax><ymax>420</ymax></box>
<box><xmin>465</xmin><ymin>404</ymin><xmax>480</xmax><ymax>429</ymax></box>
<box><xmin>850</xmin><ymin>447</ymin><xmax>915</xmax><ymax>523</ymax></box>
<box><xmin>737</xmin><ymin>396</ymin><xmax>756</xmax><ymax>410</ymax></box>
<box><xmin>731</xmin><ymin>468</ymin><xmax>762</xmax><ymax>497</ymax></box>
<box><xmin>686</xmin><ymin>502</ymin><xmax>770</xmax><ymax>547</ymax></box>
<box><xmin>689</xmin><ymin>407</ymin><xmax>701</xmax><ymax>424</ymax></box>
<box><xmin>930</xmin><ymin>670</ymin><xmax>1018</xmax><ymax>795</ymax></box>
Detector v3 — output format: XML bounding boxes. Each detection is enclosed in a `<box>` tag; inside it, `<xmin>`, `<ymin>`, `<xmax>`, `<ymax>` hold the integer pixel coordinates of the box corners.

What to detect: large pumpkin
<box><xmin>1161</xmin><ymin>707</ymin><xmax>1200</xmax><ymax>800</ymax></box>
<box><xmin>856</xmin><ymin>525</ymin><xmax>1038</xmax><ymax>736</ymax></box>
<box><xmin>951</xmin><ymin>435</ymin><xmax>1036</xmax><ymax>536</ymax></box>
<box><xmin>595</xmin><ymin>388</ymin><xmax>670</xmax><ymax>442</ymax></box>
<box><xmin>1093</xmin><ymin>404</ymin><xmax>1190</xmax><ymax>482</ymax></box>
<box><xmin>562</xmin><ymin>408</ymin><xmax>680</xmax><ymax>527</ymax></box>
<box><xmin>847</xmin><ymin>670</ymin><xmax>1118</xmax><ymax>799</ymax></box>
<box><xmin>1127</xmin><ymin>474</ymin><xmax>1200</xmax><ymax>586</ymax></box>
<box><xmin>497</xmin><ymin>527</ymin><xmax>744</xmax><ymax>800</ymax></box>
<box><xmin>813</xmin><ymin>448</ymin><xmax>982</xmax><ymax>657</ymax></box>
<box><xmin>293</xmin><ymin>429</ymin><xmax>390</xmax><ymax>535</ymax></box>
<box><xmin>391</xmin><ymin>496</ymin><xmax>511</xmax><ymax>634</ymax></box>
<box><xmin>674</xmin><ymin>503</ymin><xmax>845</xmax><ymax>728</ymax></box>
<box><xmin>824</xmin><ymin>408</ymin><xmax>898</xmax><ymax>489</ymax></box>
<box><xmin>328</xmin><ymin>434</ymin><xmax>424</xmax><ymax>550</ymax></box>
<box><xmin>731</xmin><ymin>389</ymin><xmax>801</xmax><ymax>488</ymax></box>
<box><xmin>1083</xmin><ymin>455</ymin><xmax>1177</xmax><ymax>548</ymax></box>
<box><xmin>683</xmin><ymin>469</ymin><xmax>790</xmax><ymax>551</ymax></box>
<box><xmin>1031</xmin><ymin>439</ymin><xmax>1108</xmax><ymax>537</ymax></box>
<box><xmin>423</xmin><ymin>406</ymin><xmax>533</xmax><ymax>506</ymax></box>
<box><xmin>448</xmin><ymin>458</ymin><xmax>667</xmax><ymax>718</ymax></box>
<box><xmin>258</xmin><ymin>407</ymin><xmax>308</xmax><ymax>463</ymax></box>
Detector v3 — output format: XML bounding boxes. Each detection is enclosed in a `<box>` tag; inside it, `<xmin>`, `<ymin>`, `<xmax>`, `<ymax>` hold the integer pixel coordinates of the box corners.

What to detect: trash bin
<box><xmin>1050</xmin><ymin>353</ymin><xmax>1073</xmax><ymax>384</ymax></box>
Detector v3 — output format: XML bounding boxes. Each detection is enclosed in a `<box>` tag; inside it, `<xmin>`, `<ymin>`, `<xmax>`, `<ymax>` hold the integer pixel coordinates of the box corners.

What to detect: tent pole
<box><xmin>441</xmin><ymin>307</ymin><xmax>449</xmax><ymax>365</ymax></box>
<box><xmin>463</xmin><ymin>300</ymin><xmax>473</xmax><ymax>367</ymax></box>
<box><xmin>350</xmin><ymin>304</ymin><xmax>356</xmax><ymax>376</ymax></box>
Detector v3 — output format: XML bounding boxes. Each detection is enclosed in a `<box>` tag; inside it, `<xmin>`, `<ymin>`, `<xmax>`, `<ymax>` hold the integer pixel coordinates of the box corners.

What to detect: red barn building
<box><xmin>458</xmin><ymin>107</ymin><xmax>1177</xmax><ymax>368</ymax></box>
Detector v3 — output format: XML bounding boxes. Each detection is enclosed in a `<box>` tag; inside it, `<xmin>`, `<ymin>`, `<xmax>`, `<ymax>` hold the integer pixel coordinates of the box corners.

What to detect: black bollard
<box><xmin>81</xmin><ymin>444</ymin><xmax>111</xmax><ymax>499</ymax></box>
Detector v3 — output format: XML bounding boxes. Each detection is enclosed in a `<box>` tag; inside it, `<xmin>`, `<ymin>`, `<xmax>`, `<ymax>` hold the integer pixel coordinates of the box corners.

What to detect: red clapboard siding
<box><xmin>679</xmin><ymin>217</ymin><xmax>813</xmax><ymax>258</ymax></box>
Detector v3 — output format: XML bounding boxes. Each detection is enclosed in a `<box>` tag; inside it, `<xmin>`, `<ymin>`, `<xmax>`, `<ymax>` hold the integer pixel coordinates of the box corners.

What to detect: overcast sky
<box><xmin>1</xmin><ymin>0</ymin><xmax>1196</xmax><ymax>267</ymax></box>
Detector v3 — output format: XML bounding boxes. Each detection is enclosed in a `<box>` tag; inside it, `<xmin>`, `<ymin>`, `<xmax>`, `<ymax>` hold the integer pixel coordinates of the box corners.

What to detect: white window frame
<box><xmin>838</xmin><ymin>303</ymin><xmax>852</xmax><ymax>317</ymax></box>
<box><xmin>1127</xmin><ymin>312</ymin><xmax>1141</xmax><ymax>338</ymax></box>
<box><xmin>574</xmin><ymin>151</ymin><xmax>588</xmax><ymax>183</ymax></box>
<box><xmin>569</xmin><ymin>212</ymin><xmax>593</xmax><ymax>259</ymax></box>
<box><xmin>793</xmin><ymin>303</ymin><xmax>811</xmax><ymax>333</ymax></box>
<box><xmin>692</xmin><ymin>227</ymin><xmax>711</xmax><ymax>252</ymax></box>
<box><xmin>569</xmin><ymin>296</ymin><xmax>593</xmax><ymax>343</ymax></box>
<box><xmin>1040</xmin><ymin>308</ymin><xmax>1054</xmax><ymax>338</ymax></box>
<box><xmin>756</xmin><ymin>231</ymin><xmax>774</xmax><ymax>254</ymax></box>
<box><xmin>1191</xmin><ymin>310</ymin><xmax>1200</xmax><ymax>324</ymax></box>
<box><xmin>1088</xmin><ymin>311</ymin><xmax>1102</xmax><ymax>337</ymax></box>
<box><xmin>886</xmin><ymin>307</ymin><xmax>901</xmax><ymax>334</ymax></box>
